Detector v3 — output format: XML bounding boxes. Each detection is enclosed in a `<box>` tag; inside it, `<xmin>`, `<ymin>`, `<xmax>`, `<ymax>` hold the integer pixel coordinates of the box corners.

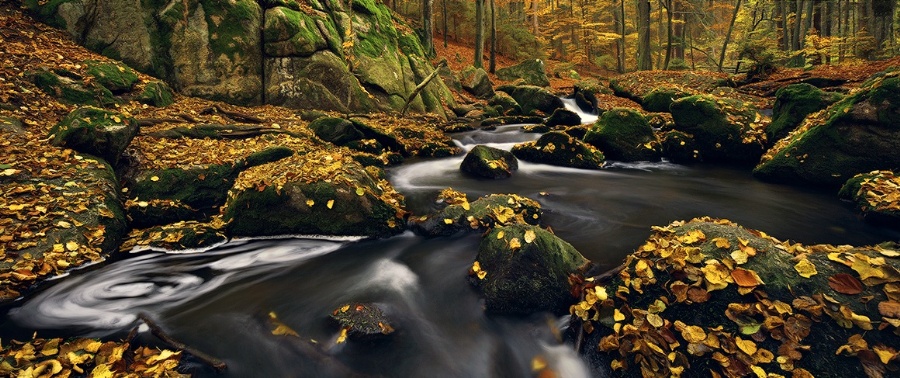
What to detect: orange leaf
<box><xmin>731</xmin><ymin>268</ymin><xmax>764</xmax><ymax>287</ymax></box>
<box><xmin>878</xmin><ymin>301</ymin><xmax>900</xmax><ymax>318</ymax></box>
<box><xmin>828</xmin><ymin>273</ymin><xmax>864</xmax><ymax>295</ymax></box>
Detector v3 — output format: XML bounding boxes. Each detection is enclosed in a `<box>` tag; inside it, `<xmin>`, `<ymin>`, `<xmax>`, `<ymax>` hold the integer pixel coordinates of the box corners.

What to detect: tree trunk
<box><xmin>475</xmin><ymin>0</ymin><xmax>485</xmax><ymax>69</ymax></box>
<box><xmin>442</xmin><ymin>0</ymin><xmax>448</xmax><ymax>48</ymax></box>
<box><xmin>637</xmin><ymin>0</ymin><xmax>652</xmax><ymax>70</ymax></box>
<box><xmin>532</xmin><ymin>0</ymin><xmax>539</xmax><ymax>35</ymax></box>
<box><xmin>801</xmin><ymin>0</ymin><xmax>814</xmax><ymax>47</ymax></box>
<box><xmin>616</xmin><ymin>0</ymin><xmax>626</xmax><ymax>73</ymax></box>
<box><xmin>792</xmin><ymin>0</ymin><xmax>803</xmax><ymax>51</ymax></box>
<box><xmin>422</xmin><ymin>0</ymin><xmax>434</xmax><ymax>56</ymax></box>
<box><xmin>781</xmin><ymin>0</ymin><xmax>791</xmax><ymax>51</ymax></box>
<box><xmin>489</xmin><ymin>0</ymin><xmax>497</xmax><ymax>73</ymax></box>
<box><xmin>663</xmin><ymin>0</ymin><xmax>674</xmax><ymax>69</ymax></box>
<box><xmin>718</xmin><ymin>0</ymin><xmax>742</xmax><ymax>71</ymax></box>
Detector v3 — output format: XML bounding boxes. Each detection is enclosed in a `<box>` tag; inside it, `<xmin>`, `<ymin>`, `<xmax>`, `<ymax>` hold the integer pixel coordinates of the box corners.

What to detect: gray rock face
<box><xmin>460</xmin><ymin>145</ymin><xmax>519</xmax><ymax>179</ymax></box>
<box><xmin>49</xmin><ymin>107</ymin><xmax>139</xmax><ymax>166</ymax></box>
<box><xmin>459</xmin><ymin>66</ymin><xmax>495</xmax><ymax>99</ymax></box>
<box><xmin>495</xmin><ymin>59</ymin><xmax>550</xmax><ymax>87</ymax></box>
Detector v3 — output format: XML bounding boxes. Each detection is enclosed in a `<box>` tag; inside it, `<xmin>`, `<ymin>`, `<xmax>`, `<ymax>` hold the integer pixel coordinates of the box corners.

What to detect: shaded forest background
<box><xmin>387</xmin><ymin>0</ymin><xmax>900</xmax><ymax>76</ymax></box>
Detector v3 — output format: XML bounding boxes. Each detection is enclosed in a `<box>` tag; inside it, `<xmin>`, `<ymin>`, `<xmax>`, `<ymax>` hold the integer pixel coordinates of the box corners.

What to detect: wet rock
<box><xmin>471</xmin><ymin>224</ymin><xmax>590</xmax><ymax>315</ymax></box>
<box><xmin>481</xmin><ymin>115</ymin><xmax>544</xmax><ymax>127</ymax></box>
<box><xmin>330</xmin><ymin>303</ymin><xmax>395</xmax><ymax>341</ymax></box>
<box><xmin>669</xmin><ymin>95</ymin><xmax>767</xmax><ymax>166</ymax></box>
<box><xmin>459</xmin><ymin>66</ymin><xmax>495</xmax><ymax>99</ymax></box>
<box><xmin>660</xmin><ymin>130</ymin><xmax>700</xmax><ymax>164</ymax></box>
<box><xmin>136</xmin><ymin>81</ymin><xmax>175</xmax><ymax>107</ymax></box>
<box><xmin>488</xmin><ymin>92</ymin><xmax>521</xmax><ymax>116</ymax></box>
<box><xmin>411</xmin><ymin>191</ymin><xmax>542</xmax><ymax>236</ymax></box>
<box><xmin>495</xmin><ymin>59</ymin><xmax>550</xmax><ymax>87</ymax></box>
<box><xmin>308</xmin><ymin>117</ymin><xmax>407</xmax><ymax>156</ymax></box>
<box><xmin>545</xmin><ymin>108</ymin><xmax>582</xmax><ymax>129</ymax></box>
<box><xmin>49</xmin><ymin>107</ymin><xmax>138</xmax><ymax>166</ymax></box>
<box><xmin>497</xmin><ymin>85</ymin><xmax>564</xmax><ymax>116</ymax></box>
<box><xmin>767</xmin><ymin>83</ymin><xmax>842</xmax><ymax>142</ymax></box>
<box><xmin>754</xmin><ymin>69</ymin><xmax>900</xmax><ymax>188</ymax></box>
<box><xmin>839</xmin><ymin>170</ymin><xmax>900</xmax><ymax>227</ymax></box>
<box><xmin>223</xmin><ymin>152</ymin><xmax>405</xmax><ymax>238</ymax></box>
<box><xmin>512</xmin><ymin>131</ymin><xmax>605</xmax><ymax>169</ymax></box>
<box><xmin>31</xmin><ymin>68</ymin><xmax>116</xmax><ymax>107</ymax></box>
<box><xmin>125</xmin><ymin>219</ymin><xmax>227</xmax><ymax>252</ymax></box>
<box><xmin>460</xmin><ymin>145</ymin><xmax>519</xmax><ymax>179</ymax></box>
<box><xmin>583</xmin><ymin>108</ymin><xmax>660</xmax><ymax>162</ymax></box>
<box><xmin>573</xmin><ymin>79</ymin><xmax>604</xmax><ymax>114</ymax></box>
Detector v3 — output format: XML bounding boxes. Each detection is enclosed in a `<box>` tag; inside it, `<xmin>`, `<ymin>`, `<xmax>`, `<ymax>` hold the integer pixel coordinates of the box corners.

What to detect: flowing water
<box><xmin>2</xmin><ymin>103</ymin><xmax>898</xmax><ymax>377</ymax></box>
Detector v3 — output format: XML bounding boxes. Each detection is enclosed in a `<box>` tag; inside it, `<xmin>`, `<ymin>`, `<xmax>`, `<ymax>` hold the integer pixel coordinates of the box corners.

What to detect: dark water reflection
<box><xmin>2</xmin><ymin>123</ymin><xmax>897</xmax><ymax>377</ymax></box>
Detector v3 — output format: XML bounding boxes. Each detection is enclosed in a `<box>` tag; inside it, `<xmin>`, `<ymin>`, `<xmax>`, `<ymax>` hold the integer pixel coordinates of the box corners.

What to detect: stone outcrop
<box><xmin>495</xmin><ymin>59</ymin><xmax>550</xmax><ymax>87</ymax></box>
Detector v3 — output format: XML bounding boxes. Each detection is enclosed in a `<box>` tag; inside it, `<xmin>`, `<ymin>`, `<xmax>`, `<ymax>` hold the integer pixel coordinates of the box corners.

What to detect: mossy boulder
<box><xmin>497</xmin><ymin>85</ymin><xmax>564</xmax><ymax>116</ymax></box>
<box><xmin>669</xmin><ymin>95</ymin><xmax>767</xmax><ymax>166</ymax></box>
<box><xmin>767</xmin><ymin>83</ymin><xmax>843</xmax><ymax>142</ymax></box>
<box><xmin>126</xmin><ymin>219</ymin><xmax>227</xmax><ymax>252</ymax></box>
<box><xmin>583</xmin><ymin>108</ymin><xmax>661</xmax><ymax>162</ymax></box>
<box><xmin>545</xmin><ymin>108</ymin><xmax>582</xmax><ymax>129</ymax></box>
<box><xmin>573</xmin><ymin>80</ymin><xmax>602</xmax><ymax>114</ymax></box>
<box><xmin>223</xmin><ymin>153</ymin><xmax>405</xmax><ymax>238</ymax></box>
<box><xmin>460</xmin><ymin>145</ymin><xmax>519</xmax><ymax>179</ymax></box>
<box><xmin>660</xmin><ymin>130</ymin><xmax>700</xmax><ymax>164</ymax></box>
<box><xmin>839</xmin><ymin>170</ymin><xmax>900</xmax><ymax>227</ymax></box>
<box><xmin>49</xmin><ymin>107</ymin><xmax>138</xmax><ymax>166</ymax></box>
<box><xmin>308</xmin><ymin>117</ymin><xmax>406</xmax><ymax>156</ymax></box>
<box><xmin>575</xmin><ymin>217</ymin><xmax>900</xmax><ymax>377</ymax></box>
<box><xmin>84</xmin><ymin>60</ymin><xmax>138</xmax><ymax>94</ymax></box>
<box><xmin>488</xmin><ymin>92</ymin><xmax>521</xmax><ymax>115</ymax></box>
<box><xmin>31</xmin><ymin>68</ymin><xmax>116</xmax><ymax>107</ymax></box>
<box><xmin>411</xmin><ymin>192</ymin><xmax>542</xmax><ymax>237</ymax></box>
<box><xmin>495</xmin><ymin>59</ymin><xmax>550</xmax><ymax>87</ymax></box>
<box><xmin>642</xmin><ymin>87</ymin><xmax>693</xmax><ymax>113</ymax></box>
<box><xmin>266</xmin><ymin>51</ymin><xmax>377</xmax><ymax>113</ymax></box>
<box><xmin>459</xmin><ymin>66</ymin><xmax>495</xmax><ymax>99</ymax></box>
<box><xmin>329</xmin><ymin>303</ymin><xmax>395</xmax><ymax>341</ymax></box>
<box><xmin>263</xmin><ymin>6</ymin><xmax>329</xmax><ymax>57</ymax></box>
<box><xmin>754</xmin><ymin>70</ymin><xmax>900</xmax><ymax>188</ymax></box>
<box><xmin>512</xmin><ymin>131</ymin><xmax>605</xmax><ymax>169</ymax></box>
<box><xmin>136</xmin><ymin>81</ymin><xmax>175</xmax><ymax>107</ymax></box>
<box><xmin>471</xmin><ymin>224</ymin><xmax>590</xmax><ymax>315</ymax></box>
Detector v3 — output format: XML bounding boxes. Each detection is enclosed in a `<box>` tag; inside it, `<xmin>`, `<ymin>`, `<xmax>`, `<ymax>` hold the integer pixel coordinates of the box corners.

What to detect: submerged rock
<box><xmin>669</xmin><ymin>95</ymin><xmax>767</xmax><ymax>166</ymax></box>
<box><xmin>495</xmin><ymin>59</ymin><xmax>550</xmax><ymax>87</ymax></box>
<box><xmin>660</xmin><ymin>130</ymin><xmax>700</xmax><ymax>164</ymax></box>
<box><xmin>460</xmin><ymin>145</ymin><xmax>519</xmax><ymax>179</ymax></box>
<box><xmin>330</xmin><ymin>303</ymin><xmax>395</xmax><ymax>342</ymax></box>
<box><xmin>470</xmin><ymin>224</ymin><xmax>590</xmax><ymax>315</ymax></box>
<box><xmin>411</xmin><ymin>190</ymin><xmax>542</xmax><ymax>236</ymax></box>
<box><xmin>512</xmin><ymin>131</ymin><xmax>605</xmax><ymax>169</ymax></box>
<box><xmin>839</xmin><ymin>170</ymin><xmax>900</xmax><ymax>227</ymax></box>
<box><xmin>754</xmin><ymin>69</ymin><xmax>900</xmax><ymax>187</ymax></box>
<box><xmin>49</xmin><ymin>107</ymin><xmax>138</xmax><ymax>166</ymax></box>
<box><xmin>767</xmin><ymin>83</ymin><xmax>842</xmax><ymax>142</ymax></box>
<box><xmin>583</xmin><ymin>108</ymin><xmax>660</xmax><ymax>162</ymax></box>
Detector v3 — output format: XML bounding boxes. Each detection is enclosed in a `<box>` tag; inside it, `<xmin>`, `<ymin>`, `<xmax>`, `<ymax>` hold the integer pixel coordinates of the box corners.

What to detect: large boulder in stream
<box><xmin>572</xmin><ymin>217</ymin><xmax>900</xmax><ymax>378</ymax></box>
<box><xmin>460</xmin><ymin>145</ymin><xmax>519</xmax><ymax>179</ymax></box>
<box><xmin>839</xmin><ymin>170</ymin><xmax>900</xmax><ymax>227</ymax></box>
<box><xmin>470</xmin><ymin>224</ymin><xmax>591</xmax><ymax>315</ymax></box>
<box><xmin>512</xmin><ymin>131</ymin><xmax>605</xmax><ymax>169</ymax></box>
<box><xmin>411</xmin><ymin>190</ymin><xmax>542</xmax><ymax>236</ymax></box>
<box><xmin>754</xmin><ymin>69</ymin><xmax>900</xmax><ymax>188</ymax></box>
<box><xmin>49</xmin><ymin>107</ymin><xmax>139</xmax><ymax>166</ymax></box>
<box><xmin>545</xmin><ymin>108</ymin><xmax>582</xmax><ymax>129</ymax></box>
<box><xmin>495</xmin><ymin>59</ymin><xmax>550</xmax><ymax>87</ymax></box>
<box><xmin>767</xmin><ymin>83</ymin><xmax>843</xmax><ymax>142</ymax></box>
<box><xmin>583</xmin><ymin>108</ymin><xmax>661</xmax><ymax>162</ymax></box>
<box><xmin>497</xmin><ymin>85</ymin><xmax>564</xmax><ymax>116</ymax></box>
<box><xmin>330</xmin><ymin>302</ymin><xmax>396</xmax><ymax>342</ymax></box>
<box><xmin>223</xmin><ymin>151</ymin><xmax>406</xmax><ymax>238</ymax></box>
<box><xmin>669</xmin><ymin>95</ymin><xmax>768</xmax><ymax>166</ymax></box>
<box><xmin>459</xmin><ymin>66</ymin><xmax>495</xmax><ymax>99</ymax></box>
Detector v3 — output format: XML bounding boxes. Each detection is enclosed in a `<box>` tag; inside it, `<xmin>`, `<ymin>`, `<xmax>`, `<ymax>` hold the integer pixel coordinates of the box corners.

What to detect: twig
<box><xmin>592</xmin><ymin>262</ymin><xmax>626</xmax><ymax>283</ymax></box>
<box><xmin>138</xmin><ymin>312</ymin><xmax>228</xmax><ymax>372</ymax></box>
<box><xmin>400</xmin><ymin>61</ymin><xmax>447</xmax><ymax>116</ymax></box>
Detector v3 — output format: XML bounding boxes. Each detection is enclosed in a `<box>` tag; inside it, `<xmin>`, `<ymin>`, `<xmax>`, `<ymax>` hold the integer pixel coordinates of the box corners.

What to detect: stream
<box><xmin>2</xmin><ymin>102</ymin><xmax>899</xmax><ymax>377</ymax></box>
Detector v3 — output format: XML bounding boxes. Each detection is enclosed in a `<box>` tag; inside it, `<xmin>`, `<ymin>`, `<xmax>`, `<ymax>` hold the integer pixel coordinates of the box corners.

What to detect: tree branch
<box><xmin>138</xmin><ymin>313</ymin><xmax>227</xmax><ymax>372</ymax></box>
<box><xmin>400</xmin><ymin>61</ymin><xmax>447</xmax><ymax>116</ymax></box>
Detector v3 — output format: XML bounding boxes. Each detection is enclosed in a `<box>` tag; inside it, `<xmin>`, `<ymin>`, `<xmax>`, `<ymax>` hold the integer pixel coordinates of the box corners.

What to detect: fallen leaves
<box><xmin>829</xmin><ymin>273</ymin><xmax>864</xmax><ymax>295</ymax></box>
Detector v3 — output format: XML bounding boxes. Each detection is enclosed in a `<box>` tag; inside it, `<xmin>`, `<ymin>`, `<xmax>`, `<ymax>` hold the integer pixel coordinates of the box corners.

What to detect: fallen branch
<box><xmin>400</xmin><ymin>61</ymin><xmax>447</xmax><ymax>116</ymax></box>
<box><xmin>591</xmin><ymin>262</ymin><xmax>625</xmax><ymax>283</ymax></box>
<box><xmin>137</xmin><ymin>117</ymin><xmax>184</xmax><ymax>127</ymax></box>
<box><xmin>200</xmin><ymin>104</ymin><xmax>265</xmax><ymax>124</ymax></box>
<box><xmin>138</xmin><ymin>312</ymin><xmax>227</xmax><ymax>372</ymax></box>
<box><xmin>175</xmin><ymin>113</ymin><xmax>202</xmax><ymax>123</ymax></box>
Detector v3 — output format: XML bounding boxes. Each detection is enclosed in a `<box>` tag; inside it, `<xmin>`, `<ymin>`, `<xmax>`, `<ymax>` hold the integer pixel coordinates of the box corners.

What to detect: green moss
<box><xmin>31</xmin><ymin>69</ymin><xmax>117</xmax><ymax>107</ymax></box>
<box><xmin>670</xmin><ymin>94</ymin><xmax>764</xmax><ymax>165</ymax></box>
<box><xmin>264</xmin><ymin>6</ymin><xmax>328</xmax><ymax>57</ymax></box>
<box><xmin>137</xmin><ymin>81</ymin><xmax>175</xmax><ymax>107</ymax></box>
<box><xmin>50</xmin><ymin>107</ymin><xmax>138</xmax><ymax>165</ymax></box>
<box><xmin>512</xmin><ymin>131</ymin><xmax>605</xmax><ymax>169</ymax></box>
<box><xmin>85</xmin><ymin>60</ymin><xmax>139</xmax><ymax>93</ymax></box>
<box><xmin>767</xmin><ymin>83</ymin><xmax>840</xmax><ymax>142</ymax></box>
<box><xmin>642</xmin><ymin>87</ymin><xmax>691</xmax><ymax>113</ymax></box>
<box><xmin>584</xmin><ymin>107</ymin><xmax>660</xmax><ymax>162</ymax></box>
<box><xmin>200</xmin><ymin>0</ymin><xmax>260</xmax><ymax>60</ymax></box>
<box><xmin>25</xmin><ymin>0</ymin><xmax>78</xmax><ymax>28</ymax></box>
<box><xmin>660</xmin><ymin>130</ymin><xmax>700</xmax><ymax>164</ymax></box>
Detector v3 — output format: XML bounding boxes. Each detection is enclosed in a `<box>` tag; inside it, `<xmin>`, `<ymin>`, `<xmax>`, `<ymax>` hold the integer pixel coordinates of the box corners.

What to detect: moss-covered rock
<box><xmin>545</xmin><ymin>108</ymin><xmax>582</xmax><ymax>128</ymax></box>
<box><xmin>610</xmin><ymin>71</ymin><xmax>728</xmax><ymax>105</ymax></box>
<box><xmin>488</xmin><ymin>92</ymin><xmax>521</xmax><ymax>116</ymax></box>
<box><xmin>497</xmin><ymin>85</ymin><xmax>564</xmax><ymax>116</ymax></box>
<box><xmin>574</xmin><ymin>217</ymin><xmax>900</xmax><ymax>378</ymax></box>
<box><xmin>573</xmin><ymin>79</ymin><xmax>605</xmax><ymax>114</ymax></box>
<box><xmin>223</xmin><ymin>152</ymin><xmax>405</xmax><ymax>238</ymax></box>
<box><xmin>49</xmin><ymin>107</ymin><xmax>138</xmax><ymax>166</ymax></box>
<box><xmin>459</xmin><ymin>66</ymin><xmax>495</xmax><ymax>99</ymax></box>
<box><xmin>481</xmin><ymin>115</ymin><xmax>544</xmax><ymax>127</ymax></box>
<box><xmin>84</xmin><ymin>60</ymin><xmax>138</xmax><ymax>94</ymax></box>
<box><xmin>471</xmin><ymin>224</ymin><xmax>590</xmax><ymax>315</ymax></box>
<box><xmin>308</xmin><ymin>117</ymin><xmax>406</xmax><ymax>157</ymax></box>
<box><xmin>263</xmin><ymin>6</ymin><xmax>328</xmax><ymax>57</ymax></box>
<box><xmin>30</xmin><ymin>68</ymin><xmax>116</xmax><ymax>107</ymax></box>
<box><xmin>460</xmin><ymin>145</ymin><xmax>519</xmax><ymax>180</ymax></box>
<box><xmin>512</xmin><ymin>131</ymin><xmax>605</xmax><ymax>169</ymax></box>
<box><xmin>754</xmin><ymin>70</ymin><xmax>900</xmax><ymax>188</ymax></box>
<box><xmin>265</xmin><ymin>51</ymin><xmax>377</xmax><ymax>113</ymax></box>
<box><xmin>660</xmin><ymin>130</ymin><xmax>700</xmax><ymax>164</ymax></box>
<box><xmin>839</xmin><ymin>170</ymin><xmax>900</xmax><ymax>227</ymax></box>
<box><xmin>125</xmin><ymin>219</ymin><xmax>227</xmax><ymax>252</ymax></box>
<box><xmin>642</xmin><ymin>87</ymin><xmax>693</xmax><ymax>113</ymax></box>
<box><xmin>495</xmin><ymin>59</ymin><xmax>550</xmax><ymax>87</ymax></box>
<box><xmin>330</xmin><ymin>302</ymin><xmax>395</xmax><ymax>341</ymax></box>
<box><xmin>767</xmin><ymin>83</ymin><xmax>843</xmax><ymax>142</ymax></box>
<box><xmin>411</xmin><ymin>191</ymin><xmax>542</xmax><ymax>236</ymax></box>
<box><xmin>583</xmin><ymin>108</ymin><xmax>661</xmax><ymax>162</ymax></box>
<box><xmin>669</xmin><ymin>95</ymin><xmax>767</xmax><ymax>166</ymax></box>
<box><xmin>136</xmin><ymin>80</ymin><xmax>175</xmax><ymax>107</ymax></box>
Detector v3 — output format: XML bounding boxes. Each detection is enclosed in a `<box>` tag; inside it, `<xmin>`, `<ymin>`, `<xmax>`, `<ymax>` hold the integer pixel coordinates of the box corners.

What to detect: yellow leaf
<box><xmin>531</xmin><ymin>356</ymin><xmax>547</xmax><ymax>371</ymax></box>
<box><xmin>341</xmin><ymin>305</ymin><xmax>350</xmax><ymax>312</ymax></box>
<box><xmin>90</xmin><ymin>363</ymin><xmax>114</xmax><ymax>378</ymax></box>
<box><xmin>306</xmin><ymin>199</ymin><xmax>315</xmax><ymax>207</ymax></box>
<box><xmin>336</xmin><ymin>328</ymin><xmax>348</xmax><ymax>344</ymax></box>
<box><xmin>461</xmin><ymin>201</ymin><xmax>471</xmax><ymax>211</ymax></box>
<box><xmin>613</xmin><ymin>309</ymin><xmax>626</xmax><ymax>321</ymax></box>
<box><xmin>647</xmin><ymin>313</ymin><xmax>664</xmax><ymax>328</ymax></box>
<box><xmin>509</xmin><ymin>238</ymin><xmax>521</xmax><ymax>250</ymax></box>
<box><xmin>477</xmin><ymin>270</ymin><xmax>487</xmax><ymax>279</ymax></box>
<box><xmin>53</xmin><ymin>244</ymin><xmax>65</xmax><ymax>253</ymax></box>
<box><xmin>524</xmin><ymin>230</ymin><xmax>536</xmax><ymax>244</ymax></box>
<box><xmin>735</xmin><ymin>337</ymin><xmax>757</xmax><ymax>356</ymax></box>
<box><xmin>150</xmin><ymin>176</ymin><xmax>159</xmax><ymax>182</ymax></box>
<box><xmin>327</xmin><ymin>199</ymin><xmax>334</xmax><ymax>209</ymax></box>
<box><xmin>65</xmin><ymin>241</ymin><xmax>79</xmax><ymax>251</ymax></box>
<box><xmin>794</xmin><ymin>258</ymin><xmax>818</xmax><ymax>278</ymax></box>
<box><xmin>137</xmin><ymin>201</ymin><xmax>149</xmax><ymax>208</ymax></box>
<box><xmin>355</xmin><ymin>187</ymin><xmax>365</xmax><ymax>196</ymax></box>
<box><xmin>681</xmin><ymin>325</ymin><xmax>706</xmax><ymax>343</ymax></box>
<box><xmin>443</xmin><ymin>218</ymin><xmax>454</xmax><ymax>225</ymax></box>
<box><xmin>497</xmin><ymin>231</ymin><xmax>505</xmax><ymax>239</ymax></box>
<box><xmin>712</xmin><ymin>237</ymin><xmax>731</xmax><ymax>249</ymax></box>
<box><xmin>873</xmin><ymin>345</ymin><xmax>898</xmax><ymax>364</ymax></box>
<box><xmin>594</xmin><ymin>286</ymin><xmax>608</xmax><ymax>301</ymax></box>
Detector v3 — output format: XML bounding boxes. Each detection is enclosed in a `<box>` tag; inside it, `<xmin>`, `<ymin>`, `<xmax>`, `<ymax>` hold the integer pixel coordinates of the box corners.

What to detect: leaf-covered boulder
<box><xmin>512</xmin><ymin>131</ymin><xmax>605</xmax><ymax>169</ymax></box>
<box><xmin>573</xmin><ymin>217</ymin><xmax>900</xmax><ymax>378</ymax></box>
<box><xmin>583</xmin><ymin>108</ymin><xmax>661</xmax><ymax>162</ymax></box>
<box><xmin>470</xmin><ymin>224</ymin><xmax>591</xmax><ymax>315</ymax></box>
<box><xmin>767</xmin><ymin>83</ymin><xmax>842</xmax><ymax>142</ymax></box>
<box><xmin>488</xmin><ymin>92</ymin><xmax>522</xmax><ymax>116</ymax></box>
<box><xmin>85</xmin><ymin>60</ymin><xmax>138</xmax><ymax>94</ymax></box>
<box><xmin>545</xmin><ymin>108</ymin><xmax>582</xmax><ymax>129</ymax></box>
<box><xmin>839</xmin><ymin>170</ymin><xmax>900</xmax><ymax>227</ymax></box>
<box><xmin>223</xmin><ymin>151</ymin><xmax>405</xmax><ymax>238</ymax></box>
<box><xmin>754</xmin><ymin>70</ymin><xmax>900</xmax><ymax>188</ymax></box>
<box><xmin>124</xmin><ymin>219</ymin><xmax>227</xmax><ymax>252</ymax></box>
<box><xmin>30</xmin><ymin>68</ymin><xmax>116</xmax><ymax>107</ymax></box>
<box><xmin>330</xmin><ymin>303</ymin><xmax>396</xmax><ymax>342</ymax></box>
<box><xmin>410</xmin><ymin>190</ymin><xmax>542</xmax><ymax>236</ymax></box>
<box><xmin>642</xmin><ymin>87</ymin><xmax>694</xmax><ymax>113</ymax></box>
<box><xmin>308</xmin><ymin>117</ymin><xmax>406</xmax><ymax>156</ymax></box>
<box><xmin>460</xmin><ymin>145</ymin><xmax>519</xmax><ymax>179</ymax></box>
<box><xmin>660</xmin><ymin>130</ymin><xmax>701</xmax><ymax>164</ymax></box>
<box><xmin>495</xmin><ymin>59</ymin><xmax>550</xmax><ymax>87</ymax></box>
<box><xmin>49</xmin><ymin>107</ymin><xmax>139</xmax><ymax>166</ymax></box>
<box><xmin>497</xmin><ymin>85</ymin><xmax>564</xmax><ymax>116</ymax></box>
<box><xmin>459</xmin><ymin>66</ymin><xmax>495</xmax><ymax>99</ymax></box>
<box><xmin>669</xmin><ymin>95</ymin><xmax>768</xmax><ymax>166</ymax></box>
<box><xmin>136</xmin><ymin>81</ymin><xmax>175</xmax><ymax>107</ymax></box>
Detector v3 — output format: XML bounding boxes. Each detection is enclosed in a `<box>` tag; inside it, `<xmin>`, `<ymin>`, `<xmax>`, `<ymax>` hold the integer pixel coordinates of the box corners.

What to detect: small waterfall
<box><xmin>561</xmin><ymin>97</ymin><xmax>599</xmax><ymax>124</ymax></box>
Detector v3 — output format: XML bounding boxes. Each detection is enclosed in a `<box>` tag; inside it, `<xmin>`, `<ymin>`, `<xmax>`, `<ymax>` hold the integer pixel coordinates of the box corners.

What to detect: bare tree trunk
<box><xmin>489</xmin><ymin>0</ymin><xmax>497</xmax><ymax>73</ymax></box>
<box><xmin>532</xmin><ymin>0</ymin><xmax>539</xmax><ymax>35</ymax></box>
<box><xmin>718</xmin><ymin>0</ymin><xmax>742</xmax><ymax>71</ymax></box>
<box><xmin>781</xmin><ymin>0</ymin><xmax>791</xmax><ymax>51</ymax></box>
<box><xmin>801</xmin><ymin>0</ymin><xmax>814</xmax><ymax>47</ymax></box>
<box><xmin>442</xmin><ymin>0</ymin><xmax>448</xmax><ymax>48</ymax></box>
<box><xmin>475</xmin><ymin>0</ymin><xmax>485</xmax><ymax>69</ymax></box>
<box><xmin>662</xmin><ymin>0</ymin><xmax>674</xmax><ymax>69</ymax></box>
<box><xmin>423</xmin><ymin>0</ymin><xmax>434</xmax><ymax>55</ymax></box>
<box><xmin>637</xmin><ymin>0</ymin><xmax>652</xmax><ymax>70</ymax></box>
<box><xmin>615</xmin><ymin>0</ymin><xmax>626</xmax><ymax>73</ymax></box>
